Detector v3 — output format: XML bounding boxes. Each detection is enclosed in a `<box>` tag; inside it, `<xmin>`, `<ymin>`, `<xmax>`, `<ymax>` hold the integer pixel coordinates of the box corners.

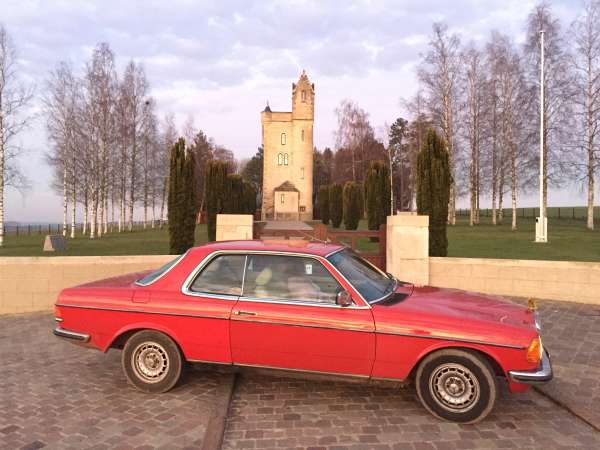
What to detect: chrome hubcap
<box><xmin>132</xmin><ymin>342</ymin><xmax>169</xmax><ymax>383</ymax></box>
<box><xmin>429</xmin><ymin>363</ymin><xmax>480</xmax><ymax>413</ymax></box>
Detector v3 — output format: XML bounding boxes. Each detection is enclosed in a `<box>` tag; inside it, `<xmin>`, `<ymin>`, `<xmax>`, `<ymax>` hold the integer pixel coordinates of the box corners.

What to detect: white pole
<box><xmin>536</xmin><ymin>30</ymin><xmax>547</xmax><ymax>242</ymax></box>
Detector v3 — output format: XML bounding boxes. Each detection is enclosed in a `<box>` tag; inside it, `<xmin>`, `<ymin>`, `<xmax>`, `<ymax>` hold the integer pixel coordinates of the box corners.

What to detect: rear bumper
<box><xmin>507</xmin><ymin>349</ymin><xmax>553</xmax><ymax>385</ymax></box>
<box><xmin>53</xmin><ymin>326</ymin><xmax>90</xmax><ymax>343</ymax></box>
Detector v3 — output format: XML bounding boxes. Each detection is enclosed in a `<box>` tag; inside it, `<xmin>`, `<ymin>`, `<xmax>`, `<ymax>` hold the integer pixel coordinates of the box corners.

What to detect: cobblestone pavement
<box><xmin>0</xmin><ymin>312</ymin><xmax>233</xmax><ymax>450</ymax></box>
<box><xmin>512</xmin><ymin>298</ymin><xmax>600</xmax><ymax>430</ymax></box>
<box><xmin>2</xmin><ymin>296</ymin><xmax>600</xmax><ymax>450</ymax></box>
<box><xmin>222</xmin><ymin>297</ymin><xmax>600</xmax><ymax>450</ymax></box>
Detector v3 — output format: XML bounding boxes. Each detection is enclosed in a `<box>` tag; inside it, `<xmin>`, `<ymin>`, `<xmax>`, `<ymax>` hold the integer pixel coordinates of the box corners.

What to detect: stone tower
<box><xmin>261</xmin><ymin>71</ymin><xmax>314</xmax><ymax>221</ymax></box>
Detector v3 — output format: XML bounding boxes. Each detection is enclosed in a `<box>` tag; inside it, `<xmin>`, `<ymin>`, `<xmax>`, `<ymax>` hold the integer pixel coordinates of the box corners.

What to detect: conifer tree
<box><xmin>183</xmin><ymin>148</ymin><xmax>197</xmax><ymax>251</ymax></box>
<box><xmin>342</xmin><ymin>181</ymin><xmax>361</xmax><ymax>230</ymax></box>
<box><xmin>168</xmin><ymin>138</ymin><xmax>185</xmax><ymax>254</ymax></box>
<box><xmin>319</xmin><ymin>185</ymin><xmax>330</xmax><ymax>225</ymax></box>
<box><xmin>329</xmin><ymin>182</ymin><xmax>343</xmax><ymax>228</ymax></box>
<box><xmin>417</xmin><ymin>127</ymin><xmax>451</xmax><ymax>257</ymax></box>
<box><xmin>364</xmin><ymin>160</ymin><xmax>391</xmax><ymax>234</ymax></box>
<box><xmin>242</xmin><ymin>181</ymin><xmax>257</xmax><ymax>215</ymax></box>
<box><xmin>168</xmin><ymin>138</ymin><xmax>196</xmax><ymax>254</ymax></box>
<box><xmin>224</xmin><ymin>174</ymin><xmax>244</xmax><ymax>214</ymax></box>
<box><xmin>205</xmin><ymin>160</ymin><xmax>228</xmax><ymax>241</ymax></box>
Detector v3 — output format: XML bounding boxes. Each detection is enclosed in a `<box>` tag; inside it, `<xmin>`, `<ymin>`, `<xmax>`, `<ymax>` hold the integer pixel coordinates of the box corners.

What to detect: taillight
<box><xmin>525</xmin><ymin>336</ymin><xmax>542</xmax><ymax>364</ymax></box>
<box><xmin>54</xmin><ymin>305</ymin><xmax>63</xmax><ymax>322</ymax></box>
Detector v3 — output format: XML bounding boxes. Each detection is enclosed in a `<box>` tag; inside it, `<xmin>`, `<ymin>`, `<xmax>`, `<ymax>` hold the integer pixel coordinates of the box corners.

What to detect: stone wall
<box><xmin>0</xmin><ymin>255</ymin><xmax>173</xmax><ymax>315</ymax></box>
<box><xmin>429</xmin><ymin>257</ymin><xmax>600</xmax><ymax>305</ymax></box>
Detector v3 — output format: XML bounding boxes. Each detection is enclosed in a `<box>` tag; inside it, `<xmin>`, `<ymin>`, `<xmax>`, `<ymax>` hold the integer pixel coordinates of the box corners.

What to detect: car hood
<box><xmin>372</xmin><ymin>284</ymin><xmax>537</xmax><ymax>348</ymax></box>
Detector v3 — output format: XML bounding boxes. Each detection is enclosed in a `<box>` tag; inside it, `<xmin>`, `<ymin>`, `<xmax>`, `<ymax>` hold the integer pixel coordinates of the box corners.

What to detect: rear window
<box><xmin>135</xmin><ymin>254</ymin><xmax>186</xmax><ymax>286</ymax></box>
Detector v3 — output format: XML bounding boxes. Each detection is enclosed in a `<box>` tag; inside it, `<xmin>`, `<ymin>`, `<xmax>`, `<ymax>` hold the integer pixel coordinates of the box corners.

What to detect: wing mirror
<box><xmin>336</xmin><ymin>290</ymin><xmax>353</xmax><ymax>307</ymax></box>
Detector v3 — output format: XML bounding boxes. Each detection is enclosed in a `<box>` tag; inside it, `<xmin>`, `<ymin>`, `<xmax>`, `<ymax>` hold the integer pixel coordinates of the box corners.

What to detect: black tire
<box><xmin>122</xmin><ymin>330</ymin><xmax>184</xmax><ymax>393</ymax></box>
<box><xmin>415</xmin><ymin>349</ymin><xmax>498</xmax><ymax>423</ymax></box>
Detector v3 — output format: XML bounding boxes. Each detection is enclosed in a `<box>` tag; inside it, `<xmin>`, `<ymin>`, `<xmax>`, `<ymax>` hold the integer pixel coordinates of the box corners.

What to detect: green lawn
<box><xmin>448</xmin><ymin>216</ymin><xmax>599</xmax><ymax>262</ymax></box>
<box><xmin>0</xmin><ymin>225</ymin><xmax>209</xmax><ymax>257</ymax></box>
<box><xmin>1</xmin><ymin>216</ymin><xmax>598</xmax><ymax>262</ymax></box>
<box><xmin>307</xmin><ymin>216</ymin><xmax>600</xmax><ymax>262</ymax></box>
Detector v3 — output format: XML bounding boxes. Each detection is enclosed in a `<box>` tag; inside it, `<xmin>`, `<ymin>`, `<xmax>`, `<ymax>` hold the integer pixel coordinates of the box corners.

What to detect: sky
<box><xmin>0</xmin><ymin>0</ymin><xmax>585</xmax><ymax>223</ymax></box>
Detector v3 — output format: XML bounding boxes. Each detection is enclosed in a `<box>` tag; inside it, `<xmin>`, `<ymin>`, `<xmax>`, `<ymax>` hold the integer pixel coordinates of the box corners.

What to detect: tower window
<box><xmin>281</xmin><ymin>133</ymin><xmax>286</xmax><ymax>145</ymax></box>
<box><xmin>301</xmin><ymin>168</ymin><xmax>304</xmax><ymax>179</ymax></box>
<box><xmin>278</xmin><ymin>153</ymin><xmax>283</xmax><ymax>165</ymax></box>
<box><xmin>301</xmin><ymin>90</ymin><xmax>306</xmax><ymax>102</ymax></box>
<box><xmin>301</xmin><ymin>129</ymin><xmax>304</xmax><ymax>141</ymax></box>
<box><xmin>284</xmin><ymin>153</ymin><xmax>289</xmax><ymax>165</ymax></box>
<box><xmin>281</xmin><ymin>194</ymin><xmax>285</xmax><ymax>203</ymax></box>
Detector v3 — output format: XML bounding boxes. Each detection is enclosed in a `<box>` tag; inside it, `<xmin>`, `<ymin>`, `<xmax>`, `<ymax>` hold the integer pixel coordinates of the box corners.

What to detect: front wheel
<box><xmin>122</xmin><ymin>330</ymin><xmax>184</xmax><ymax>393</ymax></box>
<box><xmin>416</xmin><ymin>349</ymin><xmax>498</xmax><ymax>423</ymax></box>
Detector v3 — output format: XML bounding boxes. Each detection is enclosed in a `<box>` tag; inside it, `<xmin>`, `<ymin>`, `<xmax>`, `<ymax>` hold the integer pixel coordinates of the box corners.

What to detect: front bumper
<box><xmin>53</xmin><ymin>326</ymin><xmax>90</xmax><ymax>343</ymax></box>
<box><xmin>507</xmin><ymin>349</ymin><xmax>553</xmax><ymax>385</ymax></box>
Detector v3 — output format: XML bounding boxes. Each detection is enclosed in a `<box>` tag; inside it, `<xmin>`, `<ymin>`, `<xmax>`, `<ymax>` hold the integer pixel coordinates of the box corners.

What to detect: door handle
<box><xmin>235</xmin><ymin>311</ymin><xmax>258</xmax><ymax>316</ymax></box>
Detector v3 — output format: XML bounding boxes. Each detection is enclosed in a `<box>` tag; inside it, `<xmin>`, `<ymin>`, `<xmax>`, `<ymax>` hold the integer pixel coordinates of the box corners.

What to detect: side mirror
<box><xmin>336</xmin><ymin>290</ymin><xmax>353</xmax><ymax>307</ymax></box>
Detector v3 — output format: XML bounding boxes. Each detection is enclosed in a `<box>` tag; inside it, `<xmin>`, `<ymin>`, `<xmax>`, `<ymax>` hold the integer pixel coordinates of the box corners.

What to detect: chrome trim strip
<box><xmin>187</xmin><ymin>359</ymin><xmax>232</xmax><ymax>365</ymax></box>
<box><xmin>55</xmin><ymin>317</ymin><xmax>63</xmax><ymax>322</ymax></box>
<box><xmin>231</xmin><ymin>317</ymin><xmax>374</xmax><ymax>333</ymax></box>
<box><xmin>134</xmin><ymin>250</ymin><xmax>189</xmax><ymax>287</ymax></box>
<box><xmin>370</xmin><ymin>376</ymin><xmax>405</xmax><ymax>382</ymax></box>
<box><xmin>181</xmin><ymin>249</ymin><xmax>370</xmax><ymax>308</ymax></box>
<box><xmin>233</xmin><ymin>362</ymin><xmax>370</xmax><ymax>379</ymax></box>
<box><xmin>53</xmin><ymin>326</ymin><xmax>90</xmax><ymax>343</ymax></box>
<box><xmin>508</xmin><ymin>350</ymin><xmax>553</xmax><ymax>385</ymax></box>
<box><xmin>236</xmin><ymin>296</ymin><xmax>369</xmax><ymax>310</ymax></box>
<box><xmin>375</xmin><ymin>330</ymin><xmax>527</xmax><ymax>350</ymax></box>
<box><xmin>240</xmin><ymin>255</ymin><xmax>248</xmax><ymax>297</ymax></box>
<box><xmin>54</xmin><ymin>303</ymin><xmax>229</xmax><ymax>321</ymax></box>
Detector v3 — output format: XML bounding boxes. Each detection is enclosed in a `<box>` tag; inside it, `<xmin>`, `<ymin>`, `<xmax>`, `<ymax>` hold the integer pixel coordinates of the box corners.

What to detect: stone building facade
<box><xmin>261</xmin><ymin>71</ymin><xmax>314</xmax><ymax>221</ymax></box>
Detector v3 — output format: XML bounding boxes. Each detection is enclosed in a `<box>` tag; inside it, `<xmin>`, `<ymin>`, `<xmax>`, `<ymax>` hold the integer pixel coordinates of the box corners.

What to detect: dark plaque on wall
<box><xmin>43</xmin><ymin>235</ymin><xmax>67</xmax><ymax>251</ymax></box>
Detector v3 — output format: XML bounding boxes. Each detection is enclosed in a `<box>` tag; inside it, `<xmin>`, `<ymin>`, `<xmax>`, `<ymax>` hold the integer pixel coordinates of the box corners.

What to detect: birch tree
<box><xmin>567</xmin><ymin>0</ymin><xmax>600</xmax><ymax>230</ymax></box>
<box><xmin>121</xmin><ymin>60</ymin><xmax>150</xmax><ymax>231</ymax></box>
<box><xmin>159</xmin><ymin>112</ymin><xmax>177</xmax><ymax>228</ymax></box>
<box><xmin>0</xmin><ymin>24</ymin><xmax>34</xmax><ymax>248</ymax></box>
<box><xmin>418</xmin><ymin>22</ymin><xmax>462</xmax><ymax>225</ymax></box>
<box><xmin>334</xmin><ymin>100</ymin><xmax>374</xmax><ymax>182</ymax></box>
<box><xmin>460</xmin><ymin>44</ymin><xmax>487</xmax><ymax>226</ymax></box>
<box><xmin>42</xmin><ymin>62</ymin><xmax>80</xmax><ymax>238</ymax></box>
<box><xmin>497</xmin><ymin>35</ymin><xmax>537</xmax><ymax>230</ymax></box>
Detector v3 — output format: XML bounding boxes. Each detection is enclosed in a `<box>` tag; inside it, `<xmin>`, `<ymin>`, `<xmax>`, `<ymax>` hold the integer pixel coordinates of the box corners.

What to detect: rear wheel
<box><xmin>416</xmin><ymin>349</ymin><xmax>498</xmax><ymax>423</ymax></box>
<box><xmin>122</xmin><ymin>330</ymin><xmax>184</xmax><ymax>393</ymax></box>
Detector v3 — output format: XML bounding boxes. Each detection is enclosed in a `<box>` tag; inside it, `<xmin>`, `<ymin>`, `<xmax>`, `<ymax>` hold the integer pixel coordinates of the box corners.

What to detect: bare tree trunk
<box><xmin>0</xmin><ymin>115</ymin><xmax>4</xmax><ymax>248</ymax></box>
<box><xmin>70</xmin><ymin>141</ymin><xmax>76</xmax><ymax>238</ymax></box>
<box><xmin>498</xmin><ymin>155</ymin><xmax>505</xmax><ymax>224</ymax></box>
<box><xmin>159</xmin><ymin>175</ymin><xmax>167</xmax><ymax>228</ymax></box>
<box><xmin>83</xmin><ymin>187</ymin><xmax>89</xmax><ymax>235</ymax></box>
<box><xmin>62</xmin><ymin>165</ymin><xmax>68</xmax><ymax>236</ymax></box>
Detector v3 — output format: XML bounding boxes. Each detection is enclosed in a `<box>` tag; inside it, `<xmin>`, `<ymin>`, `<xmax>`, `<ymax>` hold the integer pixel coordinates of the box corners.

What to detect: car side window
<box><xmin>243</xmin><ymin>255</ymin><xmax>341</xmax><ymax>304</ymax></box>
<box><xmin>190</xmin><ymin>254</ymin><xmax>245</xmax><ymax>296</ymax></box>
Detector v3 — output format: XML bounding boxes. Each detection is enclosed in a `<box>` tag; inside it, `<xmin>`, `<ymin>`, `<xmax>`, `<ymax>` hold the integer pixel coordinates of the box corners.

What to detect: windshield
<box><xmin>135</xmin><ymin>253</ymin><xmax>186</xmax><ymax>286</ymax></box>
<box><xmin>327</xmin><ymin>248</ymin><xmax>395</xmax><ymax>303</ymax></box>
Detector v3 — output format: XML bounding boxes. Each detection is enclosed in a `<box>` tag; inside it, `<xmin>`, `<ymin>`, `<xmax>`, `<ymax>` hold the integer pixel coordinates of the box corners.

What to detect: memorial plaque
<box><xmin>43</xmin><ymin>235</ymin><xmax>68</xmax><ymax>251</ymax></box>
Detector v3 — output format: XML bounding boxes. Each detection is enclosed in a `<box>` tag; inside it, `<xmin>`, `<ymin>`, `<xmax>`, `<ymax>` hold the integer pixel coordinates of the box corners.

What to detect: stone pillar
<box><xmin>386</xmin><ymin>215</ymin><xmax>429</xmax><ymax>286</ymax></box>
<box><xmin>216</xmin><ymin>215</ymin><xmax>254</xmax><ymax>241</ymax></box>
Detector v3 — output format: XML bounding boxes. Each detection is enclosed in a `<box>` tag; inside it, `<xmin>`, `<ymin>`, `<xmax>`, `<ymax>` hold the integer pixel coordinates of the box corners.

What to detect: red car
<box><xmin>53</xmin><ymin>240</ymin><xmax>552</xmax><ymax>423</ymax></box>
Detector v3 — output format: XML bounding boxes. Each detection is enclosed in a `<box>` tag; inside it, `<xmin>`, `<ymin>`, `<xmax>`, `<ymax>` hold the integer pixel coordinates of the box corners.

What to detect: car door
<box><xmin>229</xmin><ymin>254</ymin><xmax>376</xmax><ymax>376</ymax></box>
<box><xmin>160</xmin><ymin>253</ymin><xmax>246</xmax><ymax>363</ymax></box>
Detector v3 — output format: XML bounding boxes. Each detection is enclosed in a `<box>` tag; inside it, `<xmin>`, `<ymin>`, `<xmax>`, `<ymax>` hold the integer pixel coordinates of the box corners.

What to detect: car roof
<box><xmin>191</xmin><ymin>239</ymin><xmax>345</xmax><ymax>257</ymax></box>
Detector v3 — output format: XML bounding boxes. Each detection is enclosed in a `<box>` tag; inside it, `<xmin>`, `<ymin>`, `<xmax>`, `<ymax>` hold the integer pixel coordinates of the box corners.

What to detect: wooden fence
<box><xmin>253</xmin><ymin>223</ymin><xmax>387</xmax><ymax>271</ymax></box>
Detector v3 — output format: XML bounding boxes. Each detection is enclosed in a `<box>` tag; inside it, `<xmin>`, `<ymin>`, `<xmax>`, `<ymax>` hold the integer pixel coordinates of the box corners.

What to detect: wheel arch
<box><xmin>106</xmin><ymin>323</ymin><xmax>187</xmax><ymax>358</ymax></box>
<box><xmin>406</xmin><ymin>343</ymin><xmax>506</xmax><ymax>383</ymax></box>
